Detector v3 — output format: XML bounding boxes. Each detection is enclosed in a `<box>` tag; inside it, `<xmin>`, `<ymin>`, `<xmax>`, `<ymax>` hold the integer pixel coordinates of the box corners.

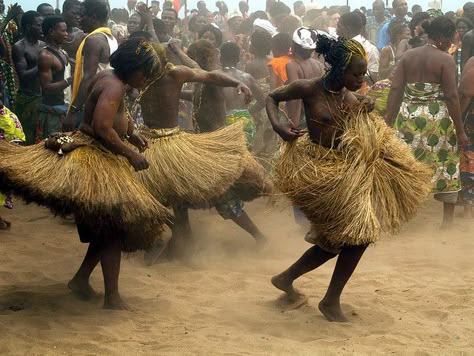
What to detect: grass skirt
<box><xmin>138</xmin><ymin>123</ymin><xmax>272</xmax><ymax>207</ymax></box>
<box><xmin>273</xmin><ymin>109</ymin><xmax>432</xmax><ymax>248</ymax></box>
<box><xmin>0</xmin><ymin>132</ymin><xmax>169</xmax><ymax>252</ymax></box>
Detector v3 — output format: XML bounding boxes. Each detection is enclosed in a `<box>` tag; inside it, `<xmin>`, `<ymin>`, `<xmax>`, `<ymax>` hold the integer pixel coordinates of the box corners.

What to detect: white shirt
<box><xmin>353</xmin><ymin>34</ymin><xmax>380</xmax><ymax>74</ymax></box>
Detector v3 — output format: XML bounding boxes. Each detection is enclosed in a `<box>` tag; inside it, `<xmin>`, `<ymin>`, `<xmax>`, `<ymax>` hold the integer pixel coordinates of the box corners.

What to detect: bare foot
<box><xmin>318</xmin><ymin>299</ymin><xmax>349</xmax><ymax>322</ymax></box>
<box><xmin>272</xmin><ymin>273</ymin><xmax>308</xmax><ymax>310</ymax></box>
<box><xmin>271</xmin><ymin>273</ymin><xmax>297</xmax><ymax>296</ymax></box>
<box><xmin>68</xmin><ymin>277</ymin><xmax>98</xmax><ymax>301</ymax></box>
<box><xmin>103</xmin><ymin>293</ymin><xmax>129</xmax><ymax>310</ymax></box>
<box><xmin>0</xmin><ymin>219</ymin><xmax>11</xmax><ymax>231</ymax></box>
<box><xmin>144</xmin><ymin>239</ymin><xmax>168</xmax><ymax>266</ymax></box>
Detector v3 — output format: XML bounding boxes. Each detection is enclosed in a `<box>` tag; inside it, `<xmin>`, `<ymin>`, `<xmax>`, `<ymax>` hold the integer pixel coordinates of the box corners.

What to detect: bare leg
<box><xmin>231</xmin><ymin>211</ymin><xmax>266</xmax><ymax>246</ymax></box>
<box><xmin>319</xmin><ymin>244</ymin><xmax>368</xmax><ymax>322</ymax></box>
<box><xmin>441</xmin><ymin>203</ymin><xmax>455</xmax><ymax>229</ymax></box>
<box><xmin>101</xmin><ymin>238</ymin><xmax>127</xmax><ymax>310</ymax></box>
<box><xmin>166</xmin><ymin>205</ymin><xmax>194</xmax><ymax>260</ymax></box>
<box><xmin>68</xmin><ymin>224</ymin><xmax>100</xmax><ymax>301</ymax></box>
<box><xmin>0</xmin><ymin>216</ymin><xmax>11</xmax><ymax>230</ymax></box>
<box><xmin>272</xmin><ymin>245</ymin><xmax>337</xmax><ymax>299</ymax></box>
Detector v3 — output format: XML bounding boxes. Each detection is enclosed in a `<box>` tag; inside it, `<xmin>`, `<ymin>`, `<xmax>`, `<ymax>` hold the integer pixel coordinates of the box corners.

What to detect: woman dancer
<box><xmin>267</xmin><ymin>35</ymin><xmax>431</xmax><ymax>322</ymax></box>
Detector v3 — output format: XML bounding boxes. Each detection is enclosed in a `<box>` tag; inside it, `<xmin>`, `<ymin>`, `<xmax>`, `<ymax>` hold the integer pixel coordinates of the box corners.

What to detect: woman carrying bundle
<box><xmin>266</xmin><ymin>34</ymin><xmax>432</xmax><ymax>322</ymax></box>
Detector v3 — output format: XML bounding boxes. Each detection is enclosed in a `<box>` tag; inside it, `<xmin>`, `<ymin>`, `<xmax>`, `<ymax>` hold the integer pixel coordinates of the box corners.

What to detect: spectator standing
<box><xmin>366</xmin><ymin>0</ymin><xmax>390</xmax><ymax>45</ymax></box>
<box><xmin>12</xmin><ymin>10</ymin><xmax>44</xmax><ymax>145</ymax></box>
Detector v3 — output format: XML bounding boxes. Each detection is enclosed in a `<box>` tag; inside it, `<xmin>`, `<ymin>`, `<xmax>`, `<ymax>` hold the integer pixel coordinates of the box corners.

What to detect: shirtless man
<box><xmin>286</xmin><ymin>27</ymin><xmax>324</xmax><ymax>128</ymax></box>
<box><xmin>220</xmin><ymin>42</ymin><xmax>266</xmax><ymax>144</ymax></box>
<box><xmin>37</xmin><ymin>16</ymin><xmax>72</xmax><ymax>139</ymax></box>
<box><xmin>186</xmin><ymin>39</ymin><xmax>266</xmax><ymax>245</ymax></box>
<box><xmin>12</xmin><ymin>10</ymin><xmax>44</xmax><ymax>144</ymax></box>
<box><xmin>64</xmin><ymin>0</ymin><xmax>118</xmax><ymax>131</ymax></box>
<box><xmin>61</xmin><ymin>0</ymin><xmax>85</xmax><ymax>74</ymax></box>
<box><xmin>69</xmin><ymin>38</ymin><xmax>154</xmax><ymax>309</ymax></box>
<box><xmin>139</xmin><ymin>43</ymin><xmax>252</xmax><ymax>262</ymax></box>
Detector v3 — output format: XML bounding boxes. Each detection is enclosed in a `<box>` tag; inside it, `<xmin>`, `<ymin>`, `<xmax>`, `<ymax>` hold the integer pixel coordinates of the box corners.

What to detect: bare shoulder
<box><xmin>95</xmin><ymin>72</ymin><xmax>125</xmax><ymax>94</ymax></box>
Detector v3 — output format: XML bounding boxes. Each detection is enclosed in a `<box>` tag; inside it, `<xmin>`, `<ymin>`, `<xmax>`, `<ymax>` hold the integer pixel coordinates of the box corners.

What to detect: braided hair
<box><xmin>110</xmin><ymin>37</ymin><xmax>162</xmax><ymax>81</ymax></box>
<box><xmin>316</xmin><ymin>34</ymin><xmax>366</xmax><ymax>81</ymax></box>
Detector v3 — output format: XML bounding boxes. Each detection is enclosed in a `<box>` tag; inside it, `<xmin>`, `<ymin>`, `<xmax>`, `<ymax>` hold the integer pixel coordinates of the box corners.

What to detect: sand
<box><xmin>0</xmin><ymin>198</ymin><xmax>473</xmax><ymax>355</ymax></box>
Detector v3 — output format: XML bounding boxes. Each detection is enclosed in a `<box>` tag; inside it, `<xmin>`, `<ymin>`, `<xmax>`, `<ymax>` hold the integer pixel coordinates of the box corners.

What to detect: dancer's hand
<box><xmin>128</xmin><ymin>132</ymin><xmax>149</xmax><ymax>152</ymax></box>
<box><xmin>128</xmin><ymin>151</ymin><xmax>149</xmax><ymax>171</ymax></box>
<box><xmin>360</xmin><ymin>97</ymin><xmax>375</xmax><ymax>112</ymax></box>
<box><xmin>274</xmin><ymin>123</ymin><xmax>303</xmax><ymax>142</ymax></box>
<box><xmin>236</xmin><ymin>83</ymin><xmax>252</xmax><ymax>104</ymax></box>
<box><xmin>63</xmin><ymin>112</ymin><xmax>78</xmax><ymax>132</ymax></box>
<box><xmin>458</xmin><ymin>131</ymin><xmax>470</xmax><ymax>148</ymax></box>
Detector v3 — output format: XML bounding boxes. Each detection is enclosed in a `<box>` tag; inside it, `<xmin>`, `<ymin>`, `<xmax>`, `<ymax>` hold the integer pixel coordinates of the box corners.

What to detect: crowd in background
<box><xmin>1</xmin><ymin>0</ymin><xmax>474</xmax><ymax>229</ymax></box>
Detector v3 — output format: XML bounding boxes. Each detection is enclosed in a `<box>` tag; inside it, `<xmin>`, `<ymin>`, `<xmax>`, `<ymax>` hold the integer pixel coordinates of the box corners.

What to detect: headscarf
<box><xmin>253</xmin><ymin>18</ymin><xmax>278</xmax><ymax>36</ymax></box>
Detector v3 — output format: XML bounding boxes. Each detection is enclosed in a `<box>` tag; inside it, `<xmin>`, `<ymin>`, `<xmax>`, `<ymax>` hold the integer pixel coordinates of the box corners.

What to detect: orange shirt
<box><xmin>267</xmin><ymin>55</ymin><xmax>292</xmax><ymax>87</ymax></box>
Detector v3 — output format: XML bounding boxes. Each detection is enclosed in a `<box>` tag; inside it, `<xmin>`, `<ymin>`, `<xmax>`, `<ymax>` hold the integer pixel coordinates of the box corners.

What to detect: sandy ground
<box><xmin>0</xmin><ymin>198</ymin><xmax>473</xmax><ymax>355</ymax></box>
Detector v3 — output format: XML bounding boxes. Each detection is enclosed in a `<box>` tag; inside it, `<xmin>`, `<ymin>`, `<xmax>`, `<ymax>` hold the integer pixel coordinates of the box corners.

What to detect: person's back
<box><xmin>398</xmin><ymin>45</ymin><xmax>454</xmax><ymax>84</ymax></box>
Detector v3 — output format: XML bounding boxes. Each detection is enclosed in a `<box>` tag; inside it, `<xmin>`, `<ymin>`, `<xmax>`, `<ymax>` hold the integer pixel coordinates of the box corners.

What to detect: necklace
<box><xmin>426</xmin><ymin>43</ymin><xmax>438</xmax><ymax>50</ymax></box>
<box><xmin>323</xmin><ymin>78</ymin><xmax>343</xmax><ymax>95</ymax></box>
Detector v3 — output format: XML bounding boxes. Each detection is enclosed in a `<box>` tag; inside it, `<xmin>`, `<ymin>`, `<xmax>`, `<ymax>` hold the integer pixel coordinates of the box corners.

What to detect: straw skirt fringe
<box><xmin>138</xmin><ymin>123</ymin><xmax>271</xmax><ymax>207</ymax></box>
<box><xmin>0</xmin><ymin>132</ymin><xmax>169</xmax><ymax>252</ymax></box>
<box><xmin>273</xmin><ymin>109</ymin><xmax>432</xmax><ymax>248</ymax></box>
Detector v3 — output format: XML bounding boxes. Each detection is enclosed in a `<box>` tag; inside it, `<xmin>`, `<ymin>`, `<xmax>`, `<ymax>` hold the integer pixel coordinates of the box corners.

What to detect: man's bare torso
<box><xmin>81</xmin><ymin>71</ymin><xmax>129</xmax><ymax>137</ymax></box>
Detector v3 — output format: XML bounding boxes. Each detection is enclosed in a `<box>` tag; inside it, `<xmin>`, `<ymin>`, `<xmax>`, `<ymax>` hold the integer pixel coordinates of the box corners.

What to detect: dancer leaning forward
<box><xmin>0</xmin><ymin>38</ymin><xmax>170</xmax><ymax>310</ymax></box>
<box><xmin>266</xmin><ymin>34</ymin><xmax>432</xmax><ymax>322</ymax></box>
<box><xmin>137</xmin><ymin>43</ymin><xmax>272</xmax><ymax>263</ymax></box>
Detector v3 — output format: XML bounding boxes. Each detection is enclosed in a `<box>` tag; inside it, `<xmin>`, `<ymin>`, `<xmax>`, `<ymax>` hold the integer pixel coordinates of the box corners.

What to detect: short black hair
<box><xmin>129</xmin><ymin>31</ymin><xmax>153</xmax><ymax>40</ymax></box>
<box><xmin>37</xmin><ymin>3</ymin><xmax>53</xmax><ymax>13</ymax></box>
<box><xmin>163</xmin><ymin>1</ymin><xmax>173</xmax><ymax>9</ymax></box>
<box><xmin>388</xmin><ymin>18</ymin><xmax>408</xmax><ymax>43</ymax></box>
<box><xmin>42</xmin><ymin>15</ymin><xmax>65</xmax><ymax>37</ymax></box>
<box><xmin>198</xmin><ymin>24</ymin><xmax>223</xmax><ymax>47</ymax></box>
<box><xmin>220</xmin><ymin>41</ymin><xmax>240</xmax><ymax>66</ymax></box>
<box><xmin>456</xmin><ymin>17</ymin><xmax>474</xmax><ymax>30</ymax></box>
<box><xmin>187</xmin><ymin>39</ymin><xmax>216</xmax><ymax>70</ymax></box>
<box><xmin>162</xmin><ymin>7</ymin><xmax>178</xmax><ymax>19</ymax></box>
<box><xmin>422</xmin><ymin>15</ymin><xmax>456</xmax><ymax>40</ymax></box>
<box><xmin>21</xmin><ymin>11</ymin><xmax>42</xmax><ymax>30</ymax></box>
<box><xmin>271</xmin><ymin>32</ymin><xmax>292</xmax><ymax>55</ymax></box>
<box><xmin>63</xmin><ymin>0</ymin><xmax>81</xmax><ymax>12</ymax></box>
<box><xmin>412</xmin><ymin>4</ymin><xmax>422</xmax><ymax>12</ymax></box>
<box><xmin>269</xmin><ymin>2</ymin><xmax>291</xmax><ymax>18</ymax></box>
<box><xmin>250</xmin><ymin>10</ymin><xmax>269</xmax><ymax>21</ymax></box>
<box><xmin>340</xmin><ymin>11</ymin><xmax>364</xmax><ymax>34</ymax></box>
<box><xmin>110</xmin><ymin>37</ymin><xmax>158</xmax><ymax>81</ymax></box>
<box><xmin>83</xmin><ymin>0</ymin><xmax>110</xmax><ymax>23</ymax></box>
<box><xmin>294</xmin><ymin>1</ymin><xmax>304</xmax><ymax>12</ymax></box>
<box><xmin>151</xmin><ymin>0</ymin><xmax>160</xmax><ymax>4</ymax></box>
<box><xmin>250</xmin><ymin>29</ymin><xmax>272</xmax><ymax>57</ymax></box>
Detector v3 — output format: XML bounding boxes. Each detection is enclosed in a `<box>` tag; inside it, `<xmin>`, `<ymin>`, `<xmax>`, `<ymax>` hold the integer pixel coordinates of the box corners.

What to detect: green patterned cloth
<box><xmin>394</xmin><ymin>82</ymin><xmax>459</xmax><ymax>193</ymax></box>
<box><xmin>226</xmin><ymin>109</ymin><xmax>256</xmax><ymax>145</ymax></box>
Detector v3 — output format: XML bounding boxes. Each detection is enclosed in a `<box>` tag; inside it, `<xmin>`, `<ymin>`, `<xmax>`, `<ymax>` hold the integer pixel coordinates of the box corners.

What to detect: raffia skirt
<box><xmin>138</xmin><ymin>123</ymin><xmax>272</xmax><ymax>208</ymax></box>
<box><xmin>272</xmin><ymin>109</ymin><xmax>432</xmax><ymax>253</ymax></box>
<box><xmin>0</xmin><ymin>132</ymin><xmax>169</xmax><ymax>252</ymax></box>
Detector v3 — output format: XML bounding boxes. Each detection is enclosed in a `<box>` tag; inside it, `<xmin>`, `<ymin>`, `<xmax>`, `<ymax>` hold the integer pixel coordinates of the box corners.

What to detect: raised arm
<box><xmin>266</xmin><ymin>80</ymin><xmax>311</xmax><ymax>141</ymax></box>
<box><xmin>37</xmin><ymin>51</ymin><xmax>71</xmax><ymax>94</ymax></box>
<box><xmin>168</xmin><ymin>40</ymin><xmax>199</xmax><ymax>69</ymax></box>
<box><xmin>385</xmin><ymin>57</ymin><xmax>407</xmax><ymax>126</ymax></box>
<box><xmin>174</xmin><ymin>66</ymin><xmax>252</xmax><ymax>103</ymax></box>
<box><xmin>440</xmin><ymin>54</ymin><xmax>468</xmax><ymax>146</ymax></box>
<box><xmin>92</xmin><ymin>85</ymin><xmax>149</xmax><ymax>171</ymax></box>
